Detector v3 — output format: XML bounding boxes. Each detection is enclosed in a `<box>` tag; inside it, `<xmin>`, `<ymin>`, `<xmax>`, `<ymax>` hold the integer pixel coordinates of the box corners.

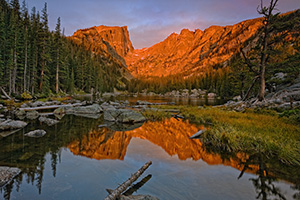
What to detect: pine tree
<box><xmin>54</xmin><ymin>17</ymin><xmax>61</xmax><ymax>93</ymax></box>
<box><xmin>21</xmin><ymin>0</ymin><xmax>29</xmax><ymax>92</ymax></box>
<box><xmin>39</xmin><ymin>2</ymin><xmax>51</xmax><ymax>93</ymax></box>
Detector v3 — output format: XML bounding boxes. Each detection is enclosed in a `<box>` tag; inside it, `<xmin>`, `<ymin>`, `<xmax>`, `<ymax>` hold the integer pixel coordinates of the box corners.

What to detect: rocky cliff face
<box><xmin>125</xmin><ymin>18</ymin><xmax>262</xmax><ymax>77</ymax></box>
<box><xmin>70</xmin><ymin>18</ymin><xmax>263</xmax><ymax>78</ymax></box>
<box><xmin>71</xmin><ymin>25</ymin><xmax>134</xmax><ymax>68</ymax></box>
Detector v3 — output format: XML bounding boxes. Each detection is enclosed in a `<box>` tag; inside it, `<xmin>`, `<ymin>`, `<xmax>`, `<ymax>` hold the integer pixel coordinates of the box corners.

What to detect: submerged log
<box><xmin>104</xmin><ymin>161</ymin><xmax>152</xmax><ymax>200</ymax></box>
<box><xmin>189</xmin><ymin>125</ymin><xmax>205</xmax><ymax>139</ymax></box>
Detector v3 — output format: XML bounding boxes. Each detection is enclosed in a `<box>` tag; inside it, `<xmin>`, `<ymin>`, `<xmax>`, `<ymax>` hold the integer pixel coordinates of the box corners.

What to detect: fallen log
<box><xmin>19</xmin><ymin>103</ymin><xmax>82</xmax><ymax>112</ymax></box>
<box><xmin>0</xmin><ymin>87</ymin><xmax>11</xmax><ymax>100</ymax></box>
<box><xmin>104</xmin><ymin>161</ymin><xmax>152</xmax><ymax>200</ymax></box>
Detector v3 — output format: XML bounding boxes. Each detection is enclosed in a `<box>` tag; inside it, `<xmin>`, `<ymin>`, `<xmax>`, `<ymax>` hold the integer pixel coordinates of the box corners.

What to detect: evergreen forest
<box><xmin>0</xmin><ymin>0</ymin><xmax>125</xmax><ymax>99</ymax></box>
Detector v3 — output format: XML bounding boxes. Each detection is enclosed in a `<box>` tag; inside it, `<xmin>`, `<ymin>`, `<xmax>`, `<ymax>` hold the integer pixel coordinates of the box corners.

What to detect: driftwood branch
<box><xmin>104</xmin><ymin>161</ymin><xmax>152</xmax><ymax>200</ymax></box>
<box><xmin>0</xmin><ymin>87</ymin><xmax>11</xmax><ymax>100</ymax></box>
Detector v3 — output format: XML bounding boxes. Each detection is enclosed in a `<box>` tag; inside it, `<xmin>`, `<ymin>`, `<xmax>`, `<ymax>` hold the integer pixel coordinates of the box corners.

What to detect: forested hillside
<box><xmin>0</xmin><ymin>0</ymin><xmax>126</xmax><ymax>98</ymax></box>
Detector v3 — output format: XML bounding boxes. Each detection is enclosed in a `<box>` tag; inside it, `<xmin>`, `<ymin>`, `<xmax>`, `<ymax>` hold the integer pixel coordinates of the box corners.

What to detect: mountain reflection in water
<box><xmin>0</xmin><ymin>115</ymin><xmax>299</xmax><ymax>200</ymax></box>
<box><xmin>68</xmin><ymin>118</ymin><xmax>257</xmax><ymax>174</ymax></box>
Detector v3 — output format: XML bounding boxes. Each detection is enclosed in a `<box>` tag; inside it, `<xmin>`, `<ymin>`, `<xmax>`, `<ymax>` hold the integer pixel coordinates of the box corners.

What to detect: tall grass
<box><xmin>153</xmin><ymin>105</ymin><xmax>300</xmax><ymax>166</ymax></box>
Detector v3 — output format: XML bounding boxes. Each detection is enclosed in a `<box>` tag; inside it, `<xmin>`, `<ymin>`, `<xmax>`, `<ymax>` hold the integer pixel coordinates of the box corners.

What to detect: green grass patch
<box><xmin>141</xmin><ymin>109</ymin><xmax>172</xmax><ymax>121</ymax></box>
<box><xmin>153</xmin><ymin>105</ymin><xmax>300</xmax><ymax>166</ymax></box>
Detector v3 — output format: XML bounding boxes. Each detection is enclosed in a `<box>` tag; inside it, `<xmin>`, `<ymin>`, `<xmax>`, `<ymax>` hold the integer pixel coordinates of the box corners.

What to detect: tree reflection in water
<box><xmin>238</xmin><ymin>153</ymin><xmax>287</xmax><ymax>200</ymax></box>
<box><xmin>0</xmin><ymin>116</ymin><xmax>299</xmax><ymax>199</ymax></box>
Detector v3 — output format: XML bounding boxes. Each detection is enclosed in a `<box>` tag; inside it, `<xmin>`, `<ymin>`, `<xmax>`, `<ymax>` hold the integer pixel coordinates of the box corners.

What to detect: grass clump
<box><xmin>141</xmin><ymin>109</ymin><xmax>172</xmax><ymax>121</ymax></box>
<box><xmin>155</xmin><ymin>105</ymin><xmax>300</xmax><ymax>166</ymax></box>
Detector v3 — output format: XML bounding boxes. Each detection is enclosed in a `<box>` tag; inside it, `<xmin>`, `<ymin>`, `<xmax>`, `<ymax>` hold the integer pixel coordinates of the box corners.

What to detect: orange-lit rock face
<box><xmin>69</xmin><ymin>18</ymin><xmax>263</xmax><ymax>78</ymax></box>
<box><xmin>71</xmin><ymin>25</ymin><xmax>134</xmax><ymax>67</ymax></box>
<box><xmin>67</xmin><ymin>118</ymin><xmax>257</xmax><ymax>174</ymax></box>
<box><xmin>125</xmin><ymin>18</ymin><xmax>262</xmax><ymax>77</ymax></box>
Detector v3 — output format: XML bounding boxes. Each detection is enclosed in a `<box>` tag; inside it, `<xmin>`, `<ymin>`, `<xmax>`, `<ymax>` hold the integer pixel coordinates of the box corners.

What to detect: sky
<box><xmin>24</xmin><ymin>0</ymin><xmax>299</xmax><ymax>49</ymax></box>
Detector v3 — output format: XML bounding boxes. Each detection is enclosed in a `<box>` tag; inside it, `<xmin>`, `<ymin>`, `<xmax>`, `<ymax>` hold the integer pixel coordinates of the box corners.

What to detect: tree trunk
<box><xmin>258</xmin><ymin>25</ymin><xmax>269</xmax><ymax>101</ymax></box>
<box><xmin>104</xmin><ymin>161</ymin><xmax>152</xmax><ymax>200</ymax></box>
<box><xmin>12</xmin><ymin>37</ymin><xmax>17</xmax><ymax>94</ymax></box>
<box><xmin>56</xmin><ymin>49</ymin><xmax>59</xmax><ymax>93</ymax></box>
<box><xmin>24</xmin><ymin>27</ymin><xmax>28</xmax><ymax>92</ymax></box>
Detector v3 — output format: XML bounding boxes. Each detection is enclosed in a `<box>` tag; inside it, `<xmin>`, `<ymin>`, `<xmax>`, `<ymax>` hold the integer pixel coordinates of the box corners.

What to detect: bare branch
<box><xmin>240</xmin><ymin>49</ymin><xmax>260</xmax><ymax>75</ymax></box>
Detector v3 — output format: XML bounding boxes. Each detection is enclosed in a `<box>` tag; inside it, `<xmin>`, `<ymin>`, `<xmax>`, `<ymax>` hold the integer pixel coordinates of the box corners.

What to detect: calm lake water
<box><xmin>0</xmin><ymin>106</ymin><xmax>299</xmax><ymax>199</ymax></box>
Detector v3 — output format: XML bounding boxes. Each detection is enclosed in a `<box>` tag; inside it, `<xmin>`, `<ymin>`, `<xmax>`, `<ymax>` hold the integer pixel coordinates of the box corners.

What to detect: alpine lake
<box><xmin>0</xmin><ymin>96</ymin><xmax>299</xmax><ymax>200</ymax></box>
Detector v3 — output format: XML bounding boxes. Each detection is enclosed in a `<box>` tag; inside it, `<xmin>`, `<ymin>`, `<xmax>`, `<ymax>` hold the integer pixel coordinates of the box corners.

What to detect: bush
<box><xmin>21</xmin><ymin>92</ymin><xmax>33</xmax><ymax>100</ymax></box>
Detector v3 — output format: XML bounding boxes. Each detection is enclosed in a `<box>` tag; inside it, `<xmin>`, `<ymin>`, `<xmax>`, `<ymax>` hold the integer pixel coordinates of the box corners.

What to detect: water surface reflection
<box><xmin>0</xmin><ymin>116</ymin><xmax>299</xmax><ymax>200</ymax></box>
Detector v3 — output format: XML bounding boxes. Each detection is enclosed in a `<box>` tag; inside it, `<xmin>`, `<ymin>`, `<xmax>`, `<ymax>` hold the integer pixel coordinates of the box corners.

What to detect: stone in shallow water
<box><xmin>0</xmin><ymin>167</ymin><xmax>21</xmax><ymax>188</ymax></box>
<box><xmin>0</xmin><ymin>119</ymin><xmax>27</xmax><ymax>131</ymax></box>
<box><xmin>39</xmin><ymin>116</ymin><xmax>59</xmax><ymax>126</ymax></box>
<box><xmin>25</xmin><ymin>130</ymin><xmax>46</xmax><ymax>138</ymax></box>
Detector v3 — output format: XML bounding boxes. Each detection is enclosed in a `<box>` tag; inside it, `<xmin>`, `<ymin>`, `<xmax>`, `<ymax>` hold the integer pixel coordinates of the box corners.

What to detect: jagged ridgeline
<box><xmin>0</xmin><ymin>0</ymin><xmax>129</xmax><ymax>97</ymax></box>
<box><xmin>124</xmin><ymin>10</ymin><xmax>300</xmax><ymax>98</ymax></box>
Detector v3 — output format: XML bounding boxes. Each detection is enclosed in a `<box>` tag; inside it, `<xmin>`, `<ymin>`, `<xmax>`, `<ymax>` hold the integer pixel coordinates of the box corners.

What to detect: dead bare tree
<box><xmin>241</xmin><ymin>0</ymin><xmax>279</xmax><ymax>101</ymax></box>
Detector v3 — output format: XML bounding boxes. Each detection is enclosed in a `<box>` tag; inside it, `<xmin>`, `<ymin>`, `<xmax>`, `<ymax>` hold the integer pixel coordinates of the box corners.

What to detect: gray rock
<box><xmin>101</xmin><ymin>102</ymin><xmax>116</xmax><ymax>110</ymax></box>
<box><xmin>0</xmin><ymin>167</ymin><xmax>21</xmax><ymax>188</ymax></box>
<box><xmin>104</xmin><ymin>109</ymin><xmax>146</xmax><ymax>123</ymax></box>
<box><xmin>39</xmin><ymin>117</ymin><xmax>59</xmax><ymax>126</ymax></box>
<box><xmin>54</xmin><ymin>104</ymin><xmax>102</xmax><ymax>115</ymax></box>
<box><xmin>136</xmin><ymin>100</ymin><xmax>152</xmax><ymax>105</ymax></box>
<box><xmin>15</xmin><ymin>109</ymin><xmax>26</xmax><ymax>117</ymax></box>
<box><xmin>20</xmin><ymin>103</ymin><xmax>29</xmax><ymax>108</ymax></box>
<box><xmin>67</xmin><ymin>104</ymin><xmax>102</xmax><ymax>114</ymax></box>
<box><xmin>29</xmin><ymin>101</ymin><xmax>45</xmax><ymax>107</ymax></box>
<box><xmin>109</xmin><ymin>101</ymin><xmax>121</xmax><ymax>106</ymax></box>
<box><xmin>26</xmin><ymin>110</ymin><xmax>39</xmax><ymax>120</ymax></box>
<box><xmin>0</xmin><ymin>119</ymin><xmax>27</xmax><ymax>131</ymax></box>
<box><xmin>25</xmin><ymin>130</ymin><xmax>46</xmax><ymax>138</ymax></box>
<box><xmin>207</xmin><ymin>93</ymin><xmax>217</xmax><ymax>98</ymax></box>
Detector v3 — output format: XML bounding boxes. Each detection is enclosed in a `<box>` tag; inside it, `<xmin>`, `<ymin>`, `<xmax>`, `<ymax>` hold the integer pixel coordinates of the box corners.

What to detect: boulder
<box><xmin>26</xmin><ymin>110</ymin><xmax>39</xmax><ymax>120</ymax></box>
<box><xmin>54</xmin><ymin>104</ymin><xmax>102</xmax><ymax>115</ymax></box>
<box><xmin>136</xmin><ymin>100</ymin><xmax>152</xmax><ymax>105</ymax></box>
<box><xmin>207</xmin><ymin>93</ymin><xmax>217</xmax><ymax>98</ymax></box>
<box><xmin>0</xmin><ymin>119</ymin><xmax>27</xmax><ymax>131</ymax></box>
<box><xmin>104</xmin><ymin>109</ymin><xmax>146</xmax><ymax>123</ymax></box>
<box><xmin>15</xmin><ymin>109</ymin><xmax>26</xmax><ymax>117</ymax></box>
<box><xmin>101</xmin><ymin>102</ymin><xmax>116</xmax><ymax>110</ymax></box>
<box><xmin>39</xmin><ymin>117</ymin><xmax>59</xmax><ymax>126</ymax></box>
<box><xmin>25</xmin><ymin>130</ymin><xmax>46</xmax><ymax>138</ymax></box>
